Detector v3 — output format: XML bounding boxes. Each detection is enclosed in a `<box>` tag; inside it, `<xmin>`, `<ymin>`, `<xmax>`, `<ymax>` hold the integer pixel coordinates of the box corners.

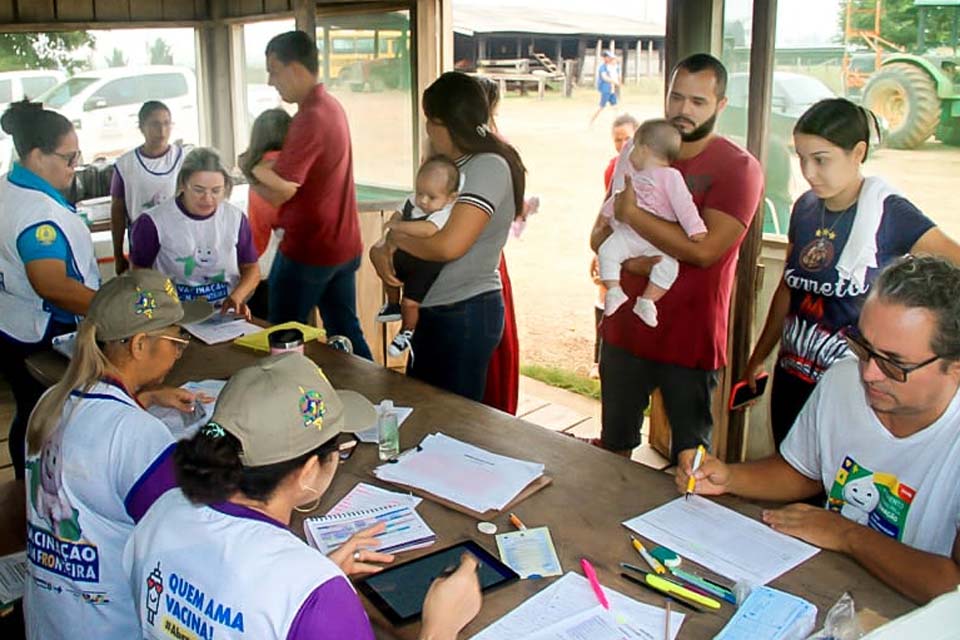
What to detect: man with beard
<box><xmin>589</xmin><ymin>53</ymin><xmax>764</xmax><ymax>468</ymax></box>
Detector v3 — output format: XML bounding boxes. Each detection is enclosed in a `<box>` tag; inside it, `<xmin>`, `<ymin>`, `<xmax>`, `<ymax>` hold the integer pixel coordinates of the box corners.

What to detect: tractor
<box><xmin>843</xmin><ymin>0</ymin><xmax>960</xmax><ymax>149</ymax></box>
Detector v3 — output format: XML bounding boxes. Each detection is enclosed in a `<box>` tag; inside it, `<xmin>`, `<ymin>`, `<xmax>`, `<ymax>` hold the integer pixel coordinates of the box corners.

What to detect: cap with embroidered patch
<box><xmin>88</xmin><ymin>269</ymin><xmax>213</xmax><ymax>341</ymax></box>
<box><xmin>209</xmin><ymin>352</ymin><xmax>377</xmax><ymax>466</ymax></box>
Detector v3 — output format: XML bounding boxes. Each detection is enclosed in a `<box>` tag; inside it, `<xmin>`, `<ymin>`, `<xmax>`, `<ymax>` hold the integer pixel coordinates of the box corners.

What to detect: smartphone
<box><xmin>729</xmin><ymin>373</ymin><xmax>769</xmax><ymax>410</ymax></box>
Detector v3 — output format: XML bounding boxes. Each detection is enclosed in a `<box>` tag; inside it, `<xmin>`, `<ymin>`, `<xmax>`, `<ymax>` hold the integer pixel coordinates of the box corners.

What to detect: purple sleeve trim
<box><xmin>286</xmin><ymin>577</ymin><xmax>374</xmax><ymax>640</ymax></box>
<box><xmin>129</xmin><ymin>214</ymin><xmax>161</xmax><ymax>267</ymax></box>
<box><xmin>124</xmin><ymin>443</ymin><xmax>177</xmax><ymax>523</ymax></box>
<box><xmin>110</xmin><ymin>168</ymin><xmax>125</xmax><ymax>200</ymax></box>
<box><xmin>236</xmin><ymin>215</ymin><xmax>258</xmax><ymax>265</ymax></box>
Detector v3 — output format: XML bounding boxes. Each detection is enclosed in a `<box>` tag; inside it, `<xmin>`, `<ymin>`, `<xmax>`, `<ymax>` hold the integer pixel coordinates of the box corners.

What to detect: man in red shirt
<box><xmin>590</xmin><ymin>53</ymin><xmax>764</xmax><ymax>467</ymax></box>
<box><xmin>252</xmin><ymin>30</ymin><xmax>372</xmax><ymax>359</ymax></box>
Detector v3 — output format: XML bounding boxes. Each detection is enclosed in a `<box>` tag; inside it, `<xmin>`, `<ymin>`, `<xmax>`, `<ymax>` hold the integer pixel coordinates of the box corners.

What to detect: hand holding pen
<box><xmin>675</xmin><ymin>445</ymin><xmax>731</xmax><ymax>497</ymax></box>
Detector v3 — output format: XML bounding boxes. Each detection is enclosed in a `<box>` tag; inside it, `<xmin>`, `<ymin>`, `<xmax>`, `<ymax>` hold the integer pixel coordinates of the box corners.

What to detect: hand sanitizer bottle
<box><xmin>378</xmin><ymin>400</ymin><xmax>399</xmax><ymax>461</ymax></box>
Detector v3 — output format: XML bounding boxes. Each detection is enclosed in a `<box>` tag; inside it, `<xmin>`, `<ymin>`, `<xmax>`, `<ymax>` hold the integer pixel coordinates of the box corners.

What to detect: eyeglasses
<box><xmin>187</xmin><ymin>184</ymin><xmax>225</xmax><ymax>199</ymax></box>
<box><xmin>845</xmin><ymin>329</ymin><xmax>940</xmax><ymax>383</ymax></box>
<box><xmin>152</xmin><ymin>331</ymin><xmax>191</xmax><ymax>355</ymax></box>
<box><xmin>319</xmin><ymin>433</ymin><xmax>359</xmax><ymax>463</ymax></box>
<box><xmin>51</xmin><ymin>150</ymin><xmax>82</xmax><ymax>168</ymax></box>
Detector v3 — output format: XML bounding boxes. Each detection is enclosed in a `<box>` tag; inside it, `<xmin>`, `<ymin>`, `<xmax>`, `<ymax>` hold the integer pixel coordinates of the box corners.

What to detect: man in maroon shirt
<box><xmin>590</xmin><ymin>54</ymin><xmax>764</xmax><ymax>467</ymax></box>
<box><xmin>252</xmin><ymin>30</ymin><xmax>371</xmax><ymax>359</ymax></box>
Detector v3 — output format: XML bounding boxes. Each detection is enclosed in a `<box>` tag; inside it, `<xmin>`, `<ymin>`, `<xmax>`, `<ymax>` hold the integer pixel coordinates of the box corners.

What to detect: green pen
<box><xmin>670</xmin><ymin>567</ymin><xmax>737</xmax><ymax>604</ymax></box>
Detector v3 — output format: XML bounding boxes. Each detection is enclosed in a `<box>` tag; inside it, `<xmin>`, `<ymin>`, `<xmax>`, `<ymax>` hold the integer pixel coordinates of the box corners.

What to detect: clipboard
<box><xmin>371</xmin><ymin>471</ymin><xmax>552</xmax><ymax>521</ymax></box>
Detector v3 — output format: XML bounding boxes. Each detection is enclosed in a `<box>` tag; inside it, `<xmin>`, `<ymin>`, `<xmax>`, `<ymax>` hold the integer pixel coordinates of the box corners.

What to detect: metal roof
<box><xmin>453</xmin><ymin>5</ymin><xmax>665</xmax><ymax>38</ymax></box>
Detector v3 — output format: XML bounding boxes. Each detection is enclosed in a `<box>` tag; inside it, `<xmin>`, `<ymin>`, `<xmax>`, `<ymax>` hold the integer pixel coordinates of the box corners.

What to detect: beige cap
<box><xmin>89</xmin><ymin>269</ymin><xmax>213</xmax><ymax>341</ymax></box>
<box><xmin>210</xmin><ymin>352</ymin><xmax>377</xmax><ymax>466</ymax></box>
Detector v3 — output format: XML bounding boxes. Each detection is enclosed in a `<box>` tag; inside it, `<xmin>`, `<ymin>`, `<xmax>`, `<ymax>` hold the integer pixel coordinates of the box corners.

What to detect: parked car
<box><xmin>36</xmin><ymin>65</ymin><xmax>200</xmax><ymax>160</ymax></box>
<box><xmin>0</xmin><ymin>69</ymin><xmax>65</xmax><ymax>110</ymax></box>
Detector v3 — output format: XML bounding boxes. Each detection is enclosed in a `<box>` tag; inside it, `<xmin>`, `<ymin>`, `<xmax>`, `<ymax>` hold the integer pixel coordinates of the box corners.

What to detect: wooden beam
<box><xmin>129</xmin><ymin>0</ymin><xmax>163</xmax><ymax>20</ymax></box>
<box><xmin>726</xmin><ymin>0</ymin><xmax>778</xmax><ymax>461</ymax></box>
<box><xmin>263</xmin><ymin>0</ymin><xmax>289</xmax><ymax>12</ymax></box>
<box><xmin>292</xmin><ymin>0</ymin><xmax>315</xmax><ymax>38</ymax></box>
<box><xmin>57</xmin><ymin>0</ymin><xmax>94</xmax><ymax>21</ymax></box>
<box><xmin>163</xmin><ymin>0</ymin><xmax>199</xmax><ymax>19</ymax></box>
<box><xmin>19</xmin><ymin>0</ymin><xmax>56</xmax><ymax>21</ymax></box>
<box><xmin>0</xmin><ymin>0</ymin><xmax>13</xmax><ymax>22</ymax></box>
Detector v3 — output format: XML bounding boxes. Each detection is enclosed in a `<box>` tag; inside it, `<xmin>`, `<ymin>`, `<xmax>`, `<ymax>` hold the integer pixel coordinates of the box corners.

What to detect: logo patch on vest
<box><xmin>35</xmin><ymin>224</ymin><xmax>58</xmax><ymax>245</ymax></box>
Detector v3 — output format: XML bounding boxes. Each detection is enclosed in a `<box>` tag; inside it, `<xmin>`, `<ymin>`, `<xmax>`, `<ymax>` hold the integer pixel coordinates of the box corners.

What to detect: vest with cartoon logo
<box><xmin>0</xmin><ymin>180</ymin><xmax>100</xmax><ymax>342</ymax></box>
<box><xmin>146</xmin><ymin>197</ymin><xmax>242</xmax><ymax>304</ymax></box>
<box><xmin>115</xmin><ymin>144</ymin><xmax>184</xmax><ymax>224</ymax></box>
<box><xmin>24</xmin><ymin>381</ymin><xmax>175</xmax><ymax>640</ymax></box>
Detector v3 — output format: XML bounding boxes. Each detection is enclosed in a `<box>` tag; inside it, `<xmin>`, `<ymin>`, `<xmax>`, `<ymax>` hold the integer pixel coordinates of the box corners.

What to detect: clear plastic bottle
<box><xmin>378</xmin><ymin>400</ymin><xmax>400</xmax><ymax>461</ymax></box>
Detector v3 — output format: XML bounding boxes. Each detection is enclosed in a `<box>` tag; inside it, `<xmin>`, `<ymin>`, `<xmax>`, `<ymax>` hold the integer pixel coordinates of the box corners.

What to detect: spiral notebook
<box><xmin>304</xmin><ymin>504</ymin><xmax>436</xmax><ymax>556</ymax></box>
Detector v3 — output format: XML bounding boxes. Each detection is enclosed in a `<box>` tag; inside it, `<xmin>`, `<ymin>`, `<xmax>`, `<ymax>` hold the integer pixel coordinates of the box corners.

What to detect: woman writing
<box><xmin>371</xmin><ymin>72</ymin><xmax>527</xmax><ymax>401</ymax></box>
<box><xmin>23</xmin><ymin>269</ymin><xmax>213</xmax><ymax>638</ymax></box>
<box><xmin>130</xmin><ymin>147</ymin><xmax>260</xmax><ymax>318</ymax></box>
<box><xmin>125</xmin><ymin>352</ymin><xmax>482</xmax><ymax>639</ymax></box>
<box><xmin>745</xmin><ymin>98</ymin><xmax>960</xmax><ymax>446</ymax></box>
<box><xmin>0</xmin><ymin>100</ymin><xmax>99</xmax><ymax>479</ymax></box>
<box><xmin>111</xmin><ymin>100</ymin><xmax>186</xmax><ymax>273</ymax></box>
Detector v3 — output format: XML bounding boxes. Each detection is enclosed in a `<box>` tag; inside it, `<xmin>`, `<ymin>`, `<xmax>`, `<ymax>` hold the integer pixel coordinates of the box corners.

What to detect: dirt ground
<box><xmin>335</xmin><ymin>84</ymin><xmax>960</xmax><ymax>372</ymax></box>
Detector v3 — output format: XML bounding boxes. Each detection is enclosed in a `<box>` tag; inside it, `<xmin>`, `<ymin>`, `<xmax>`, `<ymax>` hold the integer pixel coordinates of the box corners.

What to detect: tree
<box><xmin>107</xmin><ymin>47</ymin><xmax>127</xmax><ymax>68</ymax></box>
<box><xmin>148</xmin><ymin>38</ymin><xmax>173</xmax><ymax>65</ymax></box>
<box><xmin>0</xmin><ymin>32</ymin><xmax>94</xmax><ymax>73</ymax></box>
<box><xmin>843</xmin><ymin>0</ymin><xmax>960</xmax><ymax>52</ymax></box>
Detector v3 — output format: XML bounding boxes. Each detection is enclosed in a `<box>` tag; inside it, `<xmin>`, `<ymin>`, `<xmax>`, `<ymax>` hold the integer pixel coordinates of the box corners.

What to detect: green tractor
<box><xmin>853</xmin><ymin>0</ymin><xmax>960</xmax><ymax>149</ymax></box>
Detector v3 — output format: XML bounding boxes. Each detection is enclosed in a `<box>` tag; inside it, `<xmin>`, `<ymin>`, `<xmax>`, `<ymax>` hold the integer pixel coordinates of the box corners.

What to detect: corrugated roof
<box><xmin>453</xmin><ymin>5</ymin><xmax>665</xmax><ymax>38</ymax></box>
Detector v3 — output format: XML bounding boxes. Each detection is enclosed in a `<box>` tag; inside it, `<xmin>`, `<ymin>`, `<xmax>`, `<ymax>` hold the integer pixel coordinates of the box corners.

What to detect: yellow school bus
<box><xmin>319</xmin><ymin>29</ymin><xmax>407</xmax><ymax>82</ymax></box>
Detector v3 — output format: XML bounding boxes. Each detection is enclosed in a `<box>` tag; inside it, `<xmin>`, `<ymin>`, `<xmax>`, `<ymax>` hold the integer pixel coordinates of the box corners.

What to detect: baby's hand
<box><xmin>689</xmin><ymin>232</ymin><xmax>707</xmax><ymax>243</ymax></box>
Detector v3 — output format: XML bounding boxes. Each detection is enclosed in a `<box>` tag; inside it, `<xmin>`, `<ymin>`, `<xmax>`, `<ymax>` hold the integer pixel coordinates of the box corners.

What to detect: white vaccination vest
<box><xmin>125</xmin><ymin>490</ymin><xmax>346</xmax><ymax>639</ymax></box>
<box><xmin>115</xmin><ymin>145</ymin><xmax>184</xmax><ymax>223</ymax></box>
<box><xmin>147</xmin><ymin>198</ymin><xmax>242</xmax><ymax>303</ymax></box>
<box><xmin>0</xmin><ymin>180</ymin><xmax>100</xmax><ymax>342</ymax></box>
<box><xmin>24</xmin><ymin>381</ymin><xmax>175</xmax><ymax>640</ymax></box>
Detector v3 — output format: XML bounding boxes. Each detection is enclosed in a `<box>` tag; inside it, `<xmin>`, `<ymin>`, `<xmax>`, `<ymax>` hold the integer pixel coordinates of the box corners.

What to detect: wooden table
<box><xmin>23</xmin><ymin>340</ymin><xmax>913</xmax><ymax>638</ymax></box>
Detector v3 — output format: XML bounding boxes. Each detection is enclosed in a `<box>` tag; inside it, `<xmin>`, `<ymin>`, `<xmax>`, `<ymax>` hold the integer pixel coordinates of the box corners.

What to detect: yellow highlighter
<box><xmin>646</xmin><ymin>572</ymin><xmax>722</xmax><ymax>610</ymax></box>
<box><xmin>630</xmin><ymin>536</ymin><xmax>665</xmax><ymax>574</ymax></box>
<box><xmin>685</xmin><ymin>444</ymin><xmax>707</xmax><ymax>500</ymax></box>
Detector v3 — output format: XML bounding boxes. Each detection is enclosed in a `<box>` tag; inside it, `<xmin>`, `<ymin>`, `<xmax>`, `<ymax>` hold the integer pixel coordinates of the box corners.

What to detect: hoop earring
<box><xmin>294</xmin><ymin>483</ymin><xmax>321</xmax><ymax>513</ymax></box>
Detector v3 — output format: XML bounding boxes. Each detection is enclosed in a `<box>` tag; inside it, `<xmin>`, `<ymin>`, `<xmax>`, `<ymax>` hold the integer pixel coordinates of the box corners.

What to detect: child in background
<box><xmin>238</xmin><ymin>108</ymin><xmax>293</xmax><ymax>318</ymax></box>
<box><xmin>377</xmin><ymin>156</ymin><xmax>461</xmax><ymax>357</ymax></box>
<box><xmin>591</xmin><ymin>113</ymin><xmax>639</xmax><ymax>378</ymax></box>
<box><xmin>597</xmin><ymin>118</ymin><xmax>705</xmax><ymax>327</ymax></box>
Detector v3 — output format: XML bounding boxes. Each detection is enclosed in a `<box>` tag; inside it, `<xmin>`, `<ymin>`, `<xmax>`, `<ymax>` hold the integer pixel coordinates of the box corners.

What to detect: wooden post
<box><xmin>322</xmin><ymin>24</ymin><xmax>331</xmax><ymax>83</ymax></box>
<box><xmin>293</xmin><ymin>0</ymin><xmax>316</xmax><ymax>40</ymax></box>
<box><xmin>635</xmin><ymin>39</ymin><xmax>642</xmax><ymax>80</ymax></box>
<box><xmin>555</xmin><ymin>38</ymin><xmax>562</xmax><ymax>70</ymax></box>
<box><xmin>647</xmin><ymin>39</ymin><xmax>654</xmax><ymax>76</ymax></box>
<box><xmin>725</xmin><ymin>0</ymin><xmax>777</xmax><ymax>462</ymax></box>
<box><xmin>563</xmin><ymin>59</ymin><xmax>575</xmax><ymax>96</ymax></box>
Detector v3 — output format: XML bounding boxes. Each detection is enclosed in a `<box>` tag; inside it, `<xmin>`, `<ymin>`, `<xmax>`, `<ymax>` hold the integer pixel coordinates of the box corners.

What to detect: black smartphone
<box><xmin>729</xmin><ymin>372</ymin><xmax>769</xmax><ymax>410</ymax></box>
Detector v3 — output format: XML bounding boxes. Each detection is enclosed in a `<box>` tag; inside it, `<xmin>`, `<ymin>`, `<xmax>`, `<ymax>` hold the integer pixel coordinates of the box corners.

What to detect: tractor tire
<box><xmin>862</xmin><ymin>62</ymin><xmax>941</xmax><ymax>150</ymax></box>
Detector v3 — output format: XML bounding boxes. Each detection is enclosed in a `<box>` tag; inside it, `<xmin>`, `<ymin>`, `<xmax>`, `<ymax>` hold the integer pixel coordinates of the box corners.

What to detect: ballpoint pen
<box><xmin>685</xmin><ymin>444</ymin><xmax>706</xmax><ymax>500</ymax></box>
<box><xmin>630</xmin><ymin>536</ymin><xmax>665</xmax><ymax>574</ymax></box>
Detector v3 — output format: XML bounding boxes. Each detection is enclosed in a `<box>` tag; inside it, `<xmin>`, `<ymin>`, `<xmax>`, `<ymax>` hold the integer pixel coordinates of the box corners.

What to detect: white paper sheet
<box><xmin>622</xmin><ymin>496</ymin><xmax>819</xmax><ymax>586</ymax></box>
<box><xmin>472</xmin><ymin>572</ymin><xmax>683</xmax><ymax>640</ymax></box>
<box><xmin>147</xmin><ymin>379</ymin><xmax>226</xmax><ymax>439</ymax></box>
<box><xmin>183</xmin><ymin>315</ymin><xmax>261</xmax><ymax>345</ymax></box>
<box><xmin>355</xmin><ymin>407</ymin><xmax>414</xmax><ymax>443</ymax></box>
<box><xmin>373</xmin><ymin>433</ymin><xmax>544</xmax><ymax>514</ymax></box>
<box><xmin>495</xmin><ymin>526</ymin><xmax>562</xmax><ymax>579</ymax></box>
<box><xmin>0</xmin><ymin>551</ymin><xmax>28</xmax><ymax>604</ymax></box>
<box><xmin>713</xmin><ymin>586</ymin><xmax>817</xmax><ymax>640</ymax></box>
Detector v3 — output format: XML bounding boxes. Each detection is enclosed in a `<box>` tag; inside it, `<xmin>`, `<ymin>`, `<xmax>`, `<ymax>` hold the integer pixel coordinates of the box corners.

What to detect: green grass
<box><xmin>520</xmin><ymin>363</ymin><xmax>600</xmax><ymax>400</ymax></box>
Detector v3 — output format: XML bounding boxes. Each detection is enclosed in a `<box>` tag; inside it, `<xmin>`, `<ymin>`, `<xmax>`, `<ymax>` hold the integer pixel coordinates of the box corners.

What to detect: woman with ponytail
<box><xmin>744</xmin><ymin>98</ymin><xmax>960</xmax><ymax>447</ymax></box>
<box><xmin>370</xmin><ymin>71</ymin><xmax>527</xmax><ymax>402</ymax></box>
<box><xmin>125</xmin><ymin>353</ymin><xmax>483</xmax><ymax>639</ymax></box>
<box><xmin>23</xmin><ymin>269</ymin><xmax>212</xmax><ymax>639</ymax></box>
<box><xmin>0</xmin><ymin>100</ymin><xmax>99</xmax><ymax>479</ymax></box>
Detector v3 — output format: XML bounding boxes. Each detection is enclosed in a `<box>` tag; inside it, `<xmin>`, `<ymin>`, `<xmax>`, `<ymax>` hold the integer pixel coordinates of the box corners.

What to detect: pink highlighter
<box><xmin>580</xmin><ymin>558</ymin><xmax>610</xmax><ymax>610</ymax></box>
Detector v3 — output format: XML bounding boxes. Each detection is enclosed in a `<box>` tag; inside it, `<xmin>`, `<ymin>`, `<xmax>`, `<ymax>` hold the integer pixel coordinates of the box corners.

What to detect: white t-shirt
<box><xmin>24</xmin><ymin>380</ymin><xmax>176</xmax><ymax>639</ymax></box>
<box><xmin>782</xmin><ymin>357</ymin><xmax>960</xmax><ymax>556</ymax></box>
<box><xmin>114</xmin><ymin>145</ymin><xmax>185</xmax><ymax>223</ymax></box>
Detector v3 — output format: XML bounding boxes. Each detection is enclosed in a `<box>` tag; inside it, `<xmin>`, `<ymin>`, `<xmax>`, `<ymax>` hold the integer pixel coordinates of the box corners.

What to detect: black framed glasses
<box><xmin>319</xmin><ymin>433</ymin><xmax>359</xmax><ymax>463</ymax></box>
<box><xmin>845</xmin><ymin>329</ymin><xmax>940</xmax><ymax>383</ymax></box>
<box><xmin>51</xmin><ymin>150</ymin><xmax>82</xmax><ymax>167</ymax></box>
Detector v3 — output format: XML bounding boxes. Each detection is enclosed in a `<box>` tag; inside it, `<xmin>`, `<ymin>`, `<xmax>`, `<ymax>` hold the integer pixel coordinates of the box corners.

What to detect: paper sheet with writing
<box><xmin>622</xmin><ymin>496</ymin><xmax>819</xmax><ymax>585</ymax></box>
<box><xmin>326</xmin><ymin>482</ymin><xmax>422</xmax><ymax>515</ymax></box>
<box><xmin>713</xmin><ymin>586</ymin><xmax>817</xmax><ymax>640</ymax></box>
<box><xmin>473</xmin><ymin>572</ymin><xmax>683</xmax><ymax>640</ymax></box>
<box><xmin>0</xmin><ymin>551</ymin><xmax>28</xmax><ymax>604</ymax></box>
<box><xmin>147</xmin><ymin>379</ymin><xmax>226</xmax><ymax>439</ymax></box>
<box><xmin>183</xmin><ymin>315</ymin><xmax>261</xmax><ymax>345</ymax></box>
<box><xmin>495</xmin><ymin>526</ymin><xmax>562</xmax><ymax>579</ymax></box>
<box><xmin>372</xmin><ymin>433</ymin><xmax>544</xmax><ymax>513</ymax></box>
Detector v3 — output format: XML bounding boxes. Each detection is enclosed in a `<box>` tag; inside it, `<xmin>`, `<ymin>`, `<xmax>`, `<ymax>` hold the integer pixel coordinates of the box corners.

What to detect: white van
<box><xmin>38</xmin><ymin>65</ymin><xmax>200</xmax><ymax>160</ymax></box>
<box><xmin>0</xmin><ymin>70</ymin><xmax>66</xmax><ymax>110</ymax></box>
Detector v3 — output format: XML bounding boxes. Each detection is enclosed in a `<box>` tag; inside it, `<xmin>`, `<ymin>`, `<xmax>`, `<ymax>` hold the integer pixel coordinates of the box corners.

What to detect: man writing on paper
<box><xmin>676</xmin><ymin>256</ymin><xmax>960</xmax><ymax>603</ymax></box>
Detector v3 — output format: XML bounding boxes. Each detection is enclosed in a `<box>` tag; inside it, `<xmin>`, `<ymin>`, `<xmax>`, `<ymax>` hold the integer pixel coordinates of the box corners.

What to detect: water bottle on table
<box><xmin>378</xmin><ymin>400</ymin><xmax>400</xmax><ymax>461</ymax></box>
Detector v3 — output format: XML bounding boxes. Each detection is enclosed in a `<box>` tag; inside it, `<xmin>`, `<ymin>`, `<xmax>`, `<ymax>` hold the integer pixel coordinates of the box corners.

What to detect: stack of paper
<box><xmin>373</xmin><ymin>433</ymin><xmax>544</xmax><ymax>514</ymax></box>
<box><xmin>622</xmin><ymin>496</ymin><xmax>819</xmax><ymax>585</ymax></box>
<box><xmin>147</xmin><ymin>379</ymin><xmax>226</xmax><ymax>439</ymax></box>
<box><xmin>0</xmin><ymin>552</ymin><xmax>27</xmax><ymax>613</ymax></box>
<box><xmin>326</xmin><ymin>482</ymin><xmax>422</xmax><ymax>515</ymax></box>
<box><xmin>473</xmin><ymin>572</ymin><xmax>684</xmax><ymax>640</ymax></box>
<box><xmin>714</xmin><ymin>586</ymin><xmax>817</xmax><ymax>640</ymax></box>
<box><xmin>182</xmin><ymin>314</ymin><xmax>261</xmax><ymax>345</ymax></box>
<box><xmin>304</xmin><ymin>503</ymin><xmax>436</xmax><ymax>555</ymax></box>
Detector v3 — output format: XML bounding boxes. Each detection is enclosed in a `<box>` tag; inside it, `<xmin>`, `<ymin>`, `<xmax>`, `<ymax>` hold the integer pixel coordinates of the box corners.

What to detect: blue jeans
<box><xmin>408</xmin><ymin>290</ymin><xmax>504</xmax><ymax>401</ymax></box>
<box><xmin>268</xmin><ymin>253</ymin><xmax>373</xmax><ymax>360</ymax></box>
